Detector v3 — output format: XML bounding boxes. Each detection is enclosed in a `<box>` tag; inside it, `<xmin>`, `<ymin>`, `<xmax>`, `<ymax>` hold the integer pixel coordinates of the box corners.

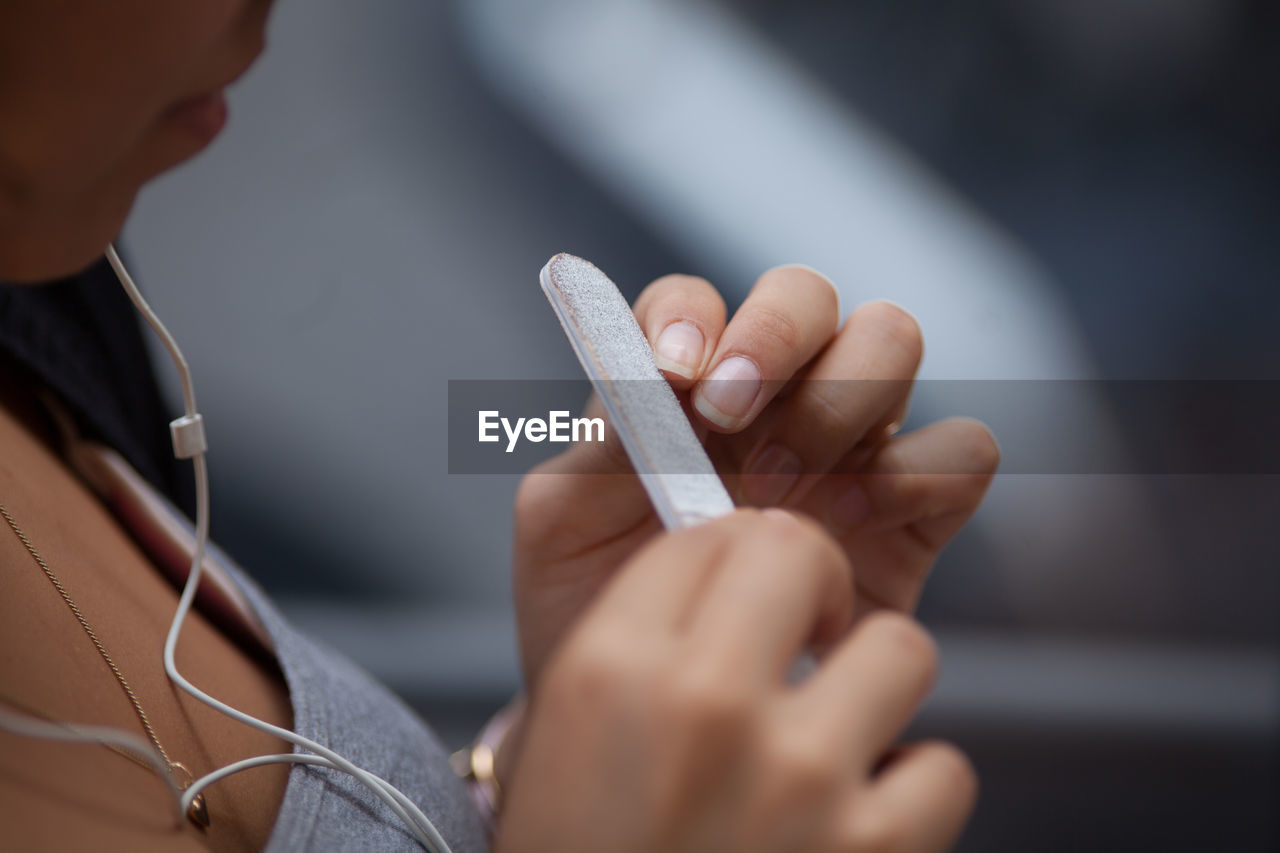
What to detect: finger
<box><xmin>632</xmin><ymin>274</ymin><xmax>728</xmax><ymax>387</ymax></box>
<box><xmin>586</xmin><ymin>511</ymin><xmax>758</xmax><ymax>634</ymax></box>
<box><xmin>513</xmin><ymin>397</ymin><xmax>654</xmax><ymax>562</ymax></box>
<box><xmin>738</xmin><ymin>300</ymin><xmax>922</xmax><ymax>508</ymax></box>
<box><xmin>692</xmin><ymin>265</ymin><xmax>840</xmax><ymax>433</ymax></box>
<box><xmin>842</xmin><ymin>741</ymin><xmax>978</xmax><ymax>853</ymax></box>
<box><xmin>789</xmin><ymin>419</ymin><xmax>998</xmax><ymax>613</ymax></box>
<box><xmin>793</xmin><ymin>612</ymin><xmax>938</xmax><ymax>768</ymax></box>
<box><xmin>807</xmin><ymin>416</ymin><xmax>1000</xmax><ymax>539</ymax></box>
<box><xmin>687</xmin><ymin>510</ymin><xmax>853</xmax><ymax>681</ymax></box>
<box><xmin>886</xmin><ymin>420</ymin><xmax>1000</xmax><ymax>551</ymax></box>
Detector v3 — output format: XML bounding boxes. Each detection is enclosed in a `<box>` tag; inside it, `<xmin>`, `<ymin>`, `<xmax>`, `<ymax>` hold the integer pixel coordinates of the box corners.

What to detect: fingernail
<box><xmin>694</xmin><ymin>356</ymin><xmax>761</xmax><ymax>429</ymax></box>
<box><xmin>741</xmin><ymin>444</ymin><xmax>803</xmax><ymax>506</ymax></box>
<box><xmin>830</xmin><ymin>483</ymin><xmax>870</xmax><ymax>530</ymax></box>
<box><xmin>652</xmin><ymin>321</ymin><xmax>704</xmax><ymax>379</ymax></box>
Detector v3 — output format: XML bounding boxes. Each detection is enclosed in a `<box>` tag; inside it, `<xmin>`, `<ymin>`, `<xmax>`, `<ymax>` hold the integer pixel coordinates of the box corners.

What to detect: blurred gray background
<box><xmin>123</xmin><ymin>1</ymin><xmax>1278</xmax><ymax>850</ymax></box>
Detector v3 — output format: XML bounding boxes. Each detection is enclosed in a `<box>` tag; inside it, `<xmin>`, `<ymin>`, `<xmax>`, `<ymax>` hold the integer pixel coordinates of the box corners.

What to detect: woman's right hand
<box><xmin>496</xmin><ymin>509</ymin><xmax>976</xmax><ymax>853</ymax></box>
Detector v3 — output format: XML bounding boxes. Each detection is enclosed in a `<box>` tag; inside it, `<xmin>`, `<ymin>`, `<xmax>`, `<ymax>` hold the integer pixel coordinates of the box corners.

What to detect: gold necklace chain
<box><xmin>0</xmin><ymin>499</ymin><xmax>209</xmax><ymax>828</ymax></box>
<box><xmin>0</xmin><ymin>688</ymin><xmax>162</xmax><ymax>773</ymax></box>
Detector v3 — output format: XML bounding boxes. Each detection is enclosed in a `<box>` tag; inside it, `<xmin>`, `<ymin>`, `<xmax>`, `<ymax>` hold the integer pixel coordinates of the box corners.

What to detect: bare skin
<box><xmin>0</xmin><ymin>373</ymin><xmax>292</xmax><ymax>852</ymax></box>
<box><xmin>500</xmin><ymin>511</ymin><xmax>980</xmax><ymax>853</ymax></box>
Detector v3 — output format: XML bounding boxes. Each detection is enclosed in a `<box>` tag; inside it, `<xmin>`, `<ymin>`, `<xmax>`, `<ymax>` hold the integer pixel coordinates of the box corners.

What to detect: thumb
<box><xmin>540</xmin><ymin>393</ymin><xmax>638</xmax><ymax>478</ymax></box>
<box><xmin>513</xmin><ymin>393</ymin><xmax>658</xmax><ymax>563</ymax></box>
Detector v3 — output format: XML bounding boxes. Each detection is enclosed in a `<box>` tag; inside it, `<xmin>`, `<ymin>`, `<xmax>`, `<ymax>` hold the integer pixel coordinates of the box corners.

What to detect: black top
<box><xmin>0</xmin><ymin>254</ymin><xmax>186</xmax><ymax>508</ymax></box>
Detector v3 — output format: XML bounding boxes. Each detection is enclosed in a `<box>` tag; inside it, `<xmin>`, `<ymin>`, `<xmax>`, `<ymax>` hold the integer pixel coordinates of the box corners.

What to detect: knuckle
<box><xmin>797</xmin><ymin>384</ymin><xmax>856</xmax><ymax>447</ymax></box>
<box><xmin>890</xmin><ymin>469</ymin><xmax>933</xmax><ymax>508</ymax></box>
<box><xmin>716</xmin><ymin>507</ymin><xmax>772</xmax><ymax>542</ymax></box>
<box><xmin>759</xmin><ymin>506</ymin><xmax>833</xmax><ymax>547</ymax></box>
<box><xmin>742</xmin><ymin>303</ymin><xmax>803</xmax><ymax>354</ymax></box>
<box><xmin>865</xmin><ymin>612</ymin><xmax>938</xmax><ymax>678</ymax></box>
<box><xmin>754</xmin><ymin>511</ymin><xmax>854</xmax><ymax>633</ymax></box>
<box><xmin>660</xmin><ymin>664</ymin><xmax>752</xmax><ymax>735</ymax></box>
<box><xmin>860</xmin><ymin>300</ymin><xmax>923</xmax><ymax>367</ymax></box>
<box><xmin>545</xmin><ymin>634</ymin><xmax>635</xmax><ymax>704</ymax></box>
<box><xmin>761</xmin><ymin>512</ymin><xmax>849</xmax><ymax>577</ymax></box>
<box><xmin>766</xmin><ymin>731</ymin><xmax>844</xmax><ymax>798</ymax></box>
<box><xmin>761</xmin><ymin>264</ymin><xmax>841</xmax><ymax>316</ymax></box>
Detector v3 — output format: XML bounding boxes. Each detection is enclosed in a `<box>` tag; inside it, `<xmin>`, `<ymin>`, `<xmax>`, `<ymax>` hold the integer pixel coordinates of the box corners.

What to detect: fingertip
<box><xmin>652</xmin><ymin>320</ymin><xmax>704</xmax><ymax>381</ymax></box>
<box><xmin>634</xmin><ymin>274</ymin><xmax>727</xmax><ymax>384</ymax></box>
<box><xmin>764</xmin><ymin>263</ymin><xmax>841</xmax><ymax>318</ymax></box>
<box><xmin>755</xmin><ymin>507</ymin><xmax>855</xmax><ymax>639</ymax></box>
<box><xmin>760</xmin><ymin>506</ymin><xmax>800</xmax><ymax>527</ymax></box>
<box><xmin>945</xmin><ymin>416</ymin><xmax>1002</xmax><ymax>476</ymax></box>
<box><xmin>850</xmin><ymin>299</ymin><xmax>925</xmax><ymax>366</ymax></box>
<box><xmin>860</xmin><ymin>611</ymin><xmax>939</xmax><ymax>684</ymax></box>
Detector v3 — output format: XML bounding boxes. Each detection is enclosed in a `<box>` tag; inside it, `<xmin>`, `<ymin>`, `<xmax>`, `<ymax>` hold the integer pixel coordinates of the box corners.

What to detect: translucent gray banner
<box><xmin>447</xmin><ymin>380</ymin><xmax>1280</xmax><ymax>475</ymax></box>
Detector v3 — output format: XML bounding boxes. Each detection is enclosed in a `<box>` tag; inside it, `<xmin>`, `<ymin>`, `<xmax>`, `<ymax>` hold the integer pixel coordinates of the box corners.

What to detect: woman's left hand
<box><xmin>511</xmin><ymin>265</ymin><xmax>999</xmax><ymax>690</ymax></box>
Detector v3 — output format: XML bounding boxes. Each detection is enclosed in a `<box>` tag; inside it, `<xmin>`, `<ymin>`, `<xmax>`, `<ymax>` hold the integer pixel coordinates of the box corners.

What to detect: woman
<box><xmin>0</xmin><ymin>1</ymin><xmax>999</xmax><ymax>850</ymax></box>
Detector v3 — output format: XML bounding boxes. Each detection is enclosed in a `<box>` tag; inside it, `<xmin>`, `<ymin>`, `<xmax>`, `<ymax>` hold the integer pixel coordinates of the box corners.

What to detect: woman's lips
<box><xmin>163</xmin><ymin>91</ymin><xmax>229</xmax><ymax>146</ymax></box>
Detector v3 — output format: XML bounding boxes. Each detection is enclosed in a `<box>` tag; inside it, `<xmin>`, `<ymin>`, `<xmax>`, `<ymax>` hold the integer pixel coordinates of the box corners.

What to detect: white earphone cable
<box><xmin>0</xmin><ymin>247</ymin><xmax>455</xmax><ymax>850</ymax></box>
<box><xmin>104</xmin><ymin>245</ymin><xmax>451</xmax><ymax>852</ymax></box>
<box><xmin>0</xmin><ymin>703</ymin><xmax>186</xmax><ymax>826</ymax></box>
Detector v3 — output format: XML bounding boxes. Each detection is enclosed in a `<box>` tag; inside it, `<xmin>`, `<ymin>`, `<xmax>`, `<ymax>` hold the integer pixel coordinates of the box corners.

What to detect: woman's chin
<box><xmin>0</xmin><ymin>195</ymin><xmax>135</xmax><ymax>284</ymax></box>
<box><xmin>0</xmin><ymin>91</ymin><xmax>232</xmax><ymax>285</ymax></box>
<box><xmin>1</xmin><ymin>243</ymin><xmax>111</xmax><ymax>283</ymax></box>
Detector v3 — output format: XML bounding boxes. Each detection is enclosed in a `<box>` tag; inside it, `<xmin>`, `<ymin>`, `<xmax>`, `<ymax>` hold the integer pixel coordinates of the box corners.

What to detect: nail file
<box><xmin>540</xmin><ymin>253</ymin><xmax>735</xmax><ymax>530</ymax></box>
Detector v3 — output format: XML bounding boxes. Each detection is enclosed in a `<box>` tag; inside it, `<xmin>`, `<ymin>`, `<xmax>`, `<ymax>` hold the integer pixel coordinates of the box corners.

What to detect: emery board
<box><xmin>539</xmin><ymin>253</ymin><xmax>735</xmax><ymax>530</ymax></box>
